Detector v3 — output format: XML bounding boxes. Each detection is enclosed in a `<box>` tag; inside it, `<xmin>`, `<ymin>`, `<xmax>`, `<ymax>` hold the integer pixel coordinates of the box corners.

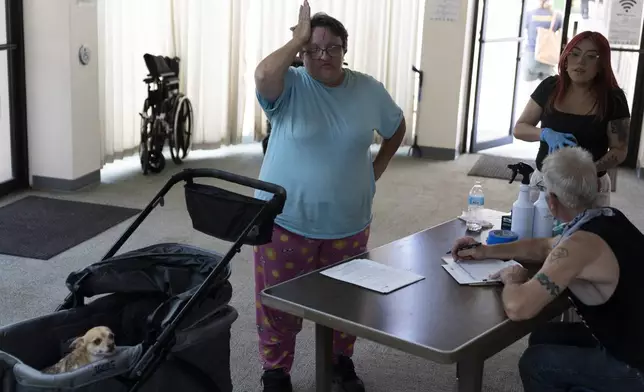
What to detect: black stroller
<box><xmin>0</xmin><ymin>169</ymin><xmax>286</xmax><ymax>392</ymax></box>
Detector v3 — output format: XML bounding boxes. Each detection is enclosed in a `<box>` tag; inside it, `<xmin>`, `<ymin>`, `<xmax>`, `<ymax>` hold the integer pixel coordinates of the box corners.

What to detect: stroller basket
<box><xmin>0</xmin><ymin>168</ymin><xmax>286</xmax><ymax>392</ymax></box>
<box><xmin>185</xmin><ymin>182</ymin><xmax>275</xmax><ymax>245</ymax></box>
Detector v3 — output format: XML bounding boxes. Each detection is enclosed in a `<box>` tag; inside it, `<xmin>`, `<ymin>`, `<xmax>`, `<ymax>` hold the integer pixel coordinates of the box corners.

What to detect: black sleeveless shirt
<box><xmin>530</xmin><ymin>76</ymin><xmax>631</xmax><ymax>177</ymax></box>
<box><xmin>570</xmin><ymin>208</ymin><xmax>644</xmax><ymax>371</ymax></box>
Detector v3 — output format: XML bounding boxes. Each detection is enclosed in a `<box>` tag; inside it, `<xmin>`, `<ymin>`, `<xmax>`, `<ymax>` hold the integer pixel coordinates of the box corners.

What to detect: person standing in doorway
<box><xmin>521</xmin><ymin>0</ymin><xmax>563</xmax><ymax>82</ymax></box>
<box><xmin>252</xmin><ymin>1</ymin><xmax>406</xmax><ymax>391</ymax></box>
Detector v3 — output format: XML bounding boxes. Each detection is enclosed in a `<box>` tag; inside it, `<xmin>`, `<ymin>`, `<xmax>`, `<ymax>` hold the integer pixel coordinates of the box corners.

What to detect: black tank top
<box><xmin>570</xmin><ymin>208</ymin><xmax>644</xmax><ymax>371</ymax></box>
<box><xmin>530</xmin><ymin>76</ymin><xmax>631</xmax><ymax>177</ymax></box>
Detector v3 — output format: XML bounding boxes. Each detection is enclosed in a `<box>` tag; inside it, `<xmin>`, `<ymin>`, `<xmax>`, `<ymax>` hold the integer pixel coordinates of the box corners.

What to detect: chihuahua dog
<box><xmin>42</xmin><ymin>326</ymin><xmax>116</xmax><ymax>374</ymax></box>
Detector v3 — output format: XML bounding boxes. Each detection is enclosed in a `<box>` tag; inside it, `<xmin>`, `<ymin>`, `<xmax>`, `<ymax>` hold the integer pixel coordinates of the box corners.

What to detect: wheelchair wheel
<box><xmin>139</xmin><ymin>142</ymin><xmax>149</xmax><ymax>175</ymax></box>
<box><xmin>147</xmin><ymin>149</ymin><xmax>166</xmax><ymax>173</ymax></box>
<box><xmin>172</xmin><ymin>95</ymin><xmax>193</xmax><ymax>161</ymax></box>
<box><xmin>139</xmin><ymin>99</ymin><xmax>153</xmax><ymax>175</ymax></box>
<box><xmin>147</xmin><ymin>119</ymin><xmax>167</xmax><ymax>174</ymax></box>
<box><xmin>167</xmin><ymin>96</ymin><xmax>183</xmax><ymax>165</ymax></box>
<box><xmin>139</xmin><ymin>137</ymin><xmax>151</xmax><ymax>175</ymax></box>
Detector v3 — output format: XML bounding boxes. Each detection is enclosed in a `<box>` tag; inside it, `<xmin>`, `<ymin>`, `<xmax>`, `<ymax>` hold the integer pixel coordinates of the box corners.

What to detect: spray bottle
<box><xmin>532</xmin><ymin>183</ymin><xmax>554</xmax><ymax>238</ymax></box>
<box><xmin>508</xmin><ymin>162</ymin><xmax>535</xmax><ymax>240</ymax></box>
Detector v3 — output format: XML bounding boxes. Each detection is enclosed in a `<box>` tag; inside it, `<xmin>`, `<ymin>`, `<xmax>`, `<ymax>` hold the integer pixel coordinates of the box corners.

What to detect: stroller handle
<box><xmin>176</xmin><ymin>168</ymin><xmax>286</xmax><ymax>199</ymax></box>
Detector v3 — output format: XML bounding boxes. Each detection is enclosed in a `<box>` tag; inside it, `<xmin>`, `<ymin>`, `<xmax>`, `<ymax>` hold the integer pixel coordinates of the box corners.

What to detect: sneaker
<box><xmin>261</xmin><ymin>368</ymin><xmax>293</xmax><ymax>392</ymax></box>
<box><xmin>333</xmin><ymin>356</ymin><xmax>366</xmax><ymax>392</ymax></box>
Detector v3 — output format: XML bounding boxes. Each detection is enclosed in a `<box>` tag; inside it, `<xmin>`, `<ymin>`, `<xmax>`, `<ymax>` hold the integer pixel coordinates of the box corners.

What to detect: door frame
<box><xmin>0</xmin><ymin>0</ymin><xmax>28</xmax><ymax>198</ymax></box>
<box><xmin>621</xmin><ymin>29</ymin><xmax>644</xmax><ymax>169</ymax></box>
<box><xmin>469</xmin><ymin>0</ymin><xmax>527</xmax><ymax>153</ymax></box>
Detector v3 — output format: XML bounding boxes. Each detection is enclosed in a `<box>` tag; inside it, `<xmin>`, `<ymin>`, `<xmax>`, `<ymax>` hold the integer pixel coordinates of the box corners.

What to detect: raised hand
<box><xmin>291</xmin><ymin>0</ymin><xmax>311</xmax><ymax>46</ymax></box>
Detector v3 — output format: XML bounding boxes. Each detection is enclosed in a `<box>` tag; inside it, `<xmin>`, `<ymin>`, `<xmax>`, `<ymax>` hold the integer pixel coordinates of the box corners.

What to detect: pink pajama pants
<box><xmin>254</xmin><ymin>224</ymin><xmax>370</xmax><ymax>373</ymax></box>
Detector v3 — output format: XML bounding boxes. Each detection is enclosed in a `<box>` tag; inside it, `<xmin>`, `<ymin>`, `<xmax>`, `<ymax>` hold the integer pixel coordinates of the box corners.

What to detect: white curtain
<box><xmin>171</xmin><ymin>0</ymin><xmax>247</xmax><ymax>148</ymax></box>
<box><xmin>97</xmin><ymin>0</ymin><xmax>174</xmax><ymax>165</ymax></box>
<box><xmin>98</xmin><ymin>0</ymin><xmax>422</xmax><ymax>165</ymax></box>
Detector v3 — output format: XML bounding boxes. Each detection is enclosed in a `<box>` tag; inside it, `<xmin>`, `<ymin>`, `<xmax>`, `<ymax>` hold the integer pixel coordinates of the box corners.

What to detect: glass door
<box><xmin>0</xmin><ymin>0</ymin><xmax>28</xmax><ymax>197</ymax></box>
<box><xmin>470</xmin><ymin>0</ymin><xmax>568</xmax><ymax>153</ymax></box>
<box><xmin>562</xmin><ymin>0</ymin><xmax>644</xmax><ymax>168</ymax></box>
<box><xmin>470</xmin><ymin>0</ymin><xmax>525</xmax><ymax>152</ymax></box>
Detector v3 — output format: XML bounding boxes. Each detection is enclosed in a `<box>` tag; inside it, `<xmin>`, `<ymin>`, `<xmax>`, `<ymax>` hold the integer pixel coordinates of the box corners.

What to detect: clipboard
<box><xmin>441</xmin><ymin>255</ymin><xmax>521</xmax><ymax>286</ymax></box>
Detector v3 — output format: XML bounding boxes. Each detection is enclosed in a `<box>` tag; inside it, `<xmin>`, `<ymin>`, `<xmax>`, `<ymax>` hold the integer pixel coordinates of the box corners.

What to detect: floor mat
<box><xmin>467</xmin><ymin>155</ymin><xmax>536</xmax><ymax>181</ymax></box>
<box><xmin>0</xmin><ymin>196</ymin><xmax>140</xmax><ymax>260</ymax></box>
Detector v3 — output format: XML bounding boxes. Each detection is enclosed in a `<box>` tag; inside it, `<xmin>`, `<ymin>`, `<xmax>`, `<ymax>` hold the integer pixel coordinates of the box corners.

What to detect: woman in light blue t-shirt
<box><xmin>252</xmin><ymin>3</ymin><xmax>406</xmax><ymax>392</ymax></box>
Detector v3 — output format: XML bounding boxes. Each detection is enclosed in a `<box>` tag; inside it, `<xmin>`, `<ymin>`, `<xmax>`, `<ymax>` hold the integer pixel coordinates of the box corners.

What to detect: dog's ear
<box><xmin>69</xmin><ymin>337</ymin><xmax>84</xmax><ymax>350</ymax></box>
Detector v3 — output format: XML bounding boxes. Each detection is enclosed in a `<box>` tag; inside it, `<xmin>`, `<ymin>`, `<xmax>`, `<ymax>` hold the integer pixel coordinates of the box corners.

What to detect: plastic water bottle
<box><xmin>467</xmin><ymin>181</ymin><xmax>485</xmax><ymax>231</ymax></box>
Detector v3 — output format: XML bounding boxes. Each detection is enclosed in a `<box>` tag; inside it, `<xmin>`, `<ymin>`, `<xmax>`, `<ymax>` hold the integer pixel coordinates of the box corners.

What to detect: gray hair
<box><xmin>541</xmin><ymin>147</ymin><xmax>598</xmax><ymax>210</ymax></box>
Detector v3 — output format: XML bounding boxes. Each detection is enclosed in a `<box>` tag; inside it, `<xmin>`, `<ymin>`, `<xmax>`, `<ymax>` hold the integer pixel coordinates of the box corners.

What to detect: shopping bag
<box><xmin>534</xmin><ymin>13</ymin><xmax>561</xmax><ymax>67</ymax></box>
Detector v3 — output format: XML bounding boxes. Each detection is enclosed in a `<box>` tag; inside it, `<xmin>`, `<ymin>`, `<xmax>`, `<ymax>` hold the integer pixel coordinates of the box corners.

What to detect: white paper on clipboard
<box><xmin>441</xmin><ymin>255</ymin><xmax>521</xmax><ymax>285</ymax></box>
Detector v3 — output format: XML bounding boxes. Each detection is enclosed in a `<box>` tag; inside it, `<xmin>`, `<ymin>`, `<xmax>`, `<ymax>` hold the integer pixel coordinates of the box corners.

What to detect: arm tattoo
<box><xmin>595</xmin><ymin>118</ymin><xmax>630</xmax><ymax>172</ymax></box>
<box><xmin>608</xmin><ymin>117</ymin><xmax>630</xmax><ymax>145</ymax></box>
<box><xmin>536</xmin><ymin>273</ymin><xmax>561</xmax><ymax>297</ymax></box>
<box><xmin>595</xmin><ymin>152</ymin><xmax>621</xmax><ymax>173</ymax></box>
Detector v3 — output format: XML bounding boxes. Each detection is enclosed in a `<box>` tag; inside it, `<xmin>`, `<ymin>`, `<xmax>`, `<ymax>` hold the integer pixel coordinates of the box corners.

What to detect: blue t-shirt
<box><xmin>255</xmin><ymin>66</ymin><xmax>403</xmax><ymax>239</ymax></box>
<box><xmin>523</xmin><ymin>8</ymin><xmax>562</xmax><ymax>52</ymax></box>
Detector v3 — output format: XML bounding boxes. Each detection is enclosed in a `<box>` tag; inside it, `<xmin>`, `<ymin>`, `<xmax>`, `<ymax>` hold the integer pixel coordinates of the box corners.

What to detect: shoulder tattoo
<box><xmin>548</xmin><ymin>247</ymin><xmax>569</xmax><ymax>263</ymax></box>
<box><xmin>536</xmin><ymin>273</ymin><xmax>561</xmax><ymax>297</ymax></box>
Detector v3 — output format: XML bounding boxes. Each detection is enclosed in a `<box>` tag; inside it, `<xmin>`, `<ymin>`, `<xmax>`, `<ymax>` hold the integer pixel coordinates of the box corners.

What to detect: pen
<box><xmin>469</xmin><ymin>280</ymin><xmax>501</xmax><ymax>286</ymax></box>
<box><xmin>446</xmin><ymin>242</ymin><xmax>482</xmax><ymax>255</ymax></box>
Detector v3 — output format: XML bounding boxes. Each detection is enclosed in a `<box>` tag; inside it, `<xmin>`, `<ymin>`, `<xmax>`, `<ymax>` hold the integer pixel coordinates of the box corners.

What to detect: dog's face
<box><xmin>72</xmin><ymin>326</ymin><xmax>116</xmax><ymax>358</ymax></box>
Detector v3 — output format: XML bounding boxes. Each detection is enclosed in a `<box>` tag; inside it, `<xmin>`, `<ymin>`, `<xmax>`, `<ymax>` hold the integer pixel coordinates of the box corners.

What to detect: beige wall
<box><xmin>414</xmin><ymin>0</ymin><xmax>477</xmax><ymax>160</ymax></box>
<box><xmin>24</xmin><ymin>0</ymin><xmax>100</xmax><ymax>188</ymax></box>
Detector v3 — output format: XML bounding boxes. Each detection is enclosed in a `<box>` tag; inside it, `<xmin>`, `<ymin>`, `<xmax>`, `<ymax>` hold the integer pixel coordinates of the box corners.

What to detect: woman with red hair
<box><xmin>514</xmin><ymin>31</ymin><xmax>631</xmax><ymax>207</ymax></box>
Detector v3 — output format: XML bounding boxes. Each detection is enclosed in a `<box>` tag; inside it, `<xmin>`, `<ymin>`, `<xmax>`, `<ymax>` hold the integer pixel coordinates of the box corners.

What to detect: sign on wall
<box><xmin>608</xmin><ymin>0</ymin><xmax>644</xmax><ymax>46</ymax></box>
<box><xmin>427</xmin><ymin>0</ymin><xmax>460</xmax><ymax>23</ymax></box>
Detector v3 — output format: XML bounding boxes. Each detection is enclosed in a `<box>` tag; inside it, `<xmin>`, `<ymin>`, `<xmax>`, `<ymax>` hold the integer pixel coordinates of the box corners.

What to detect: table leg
<box><xmin>315</xmin><ymin>323</ymin><xmax>334</xmax><ymax>392</ymax></box>
<box><xmin>456</xmin><ymin>359</ymin><xmax>484</xmax><ymax>392</ymax></box>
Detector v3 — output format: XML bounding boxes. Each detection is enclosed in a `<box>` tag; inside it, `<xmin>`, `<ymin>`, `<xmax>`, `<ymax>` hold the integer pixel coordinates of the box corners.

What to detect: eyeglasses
<box><xmin>303</xmin><ymin>45</ymin><xmax>344</xmax><ymax>59</ymax></box>
<box><xmin>568</xmin><ymin>51</ymin><xmax>600</xmax><ymax>63</ymax></box>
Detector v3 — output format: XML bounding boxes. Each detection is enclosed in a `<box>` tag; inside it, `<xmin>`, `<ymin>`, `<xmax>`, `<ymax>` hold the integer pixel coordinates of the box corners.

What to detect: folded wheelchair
<box><xmin>139</xmin><ymin>54</ymin><xmax>194</xmax><ymax>175</ymax></box>
<box><xmin>0</xmin><ymin>168</ymin><xmax>287</xmax><ymax>392</ymax></box>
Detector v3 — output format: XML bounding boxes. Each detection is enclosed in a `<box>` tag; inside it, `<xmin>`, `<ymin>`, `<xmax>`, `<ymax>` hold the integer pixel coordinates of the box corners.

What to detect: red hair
<box><xmin>550</xmin><ymin>31</ymin><xmax>619</xmax><ymax>120</ymax></box>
